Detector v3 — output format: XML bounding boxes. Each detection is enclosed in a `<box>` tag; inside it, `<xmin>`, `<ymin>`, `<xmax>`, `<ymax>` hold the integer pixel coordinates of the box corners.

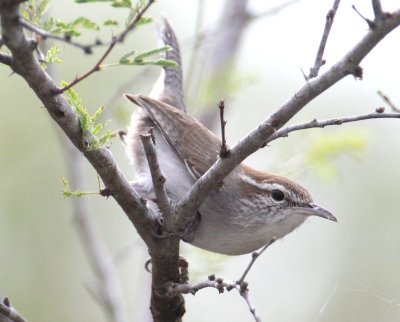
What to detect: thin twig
<box><xmin>218</xmin><ymin>99</ymin><xmax>230</xmax><ymax>158</ymax></box>
<box><xmin>372</xmin><ymin>0</ymin><xmax>383</xmax><ymax>19</ymax></box>
<box><xmin>377</xmin><ymin>90</ymin><xmax>400</xmax><ymax>113</ymax></box>
<box><xmin>266</xmin><ymin>110</ymin><xmax>400</xmax><ymax>143</ymax></box>
<box><xmin>168</xmin><ymin>277</ymin><xmax>261</xmax><ymax>322</ymax></box>
<box><xmin>140</xmin><ymin>129</ymin><xmax>173</xmax><ymax>221</ymax></box>
<box><xmin>352</xmin><ymin>5</ymin><xmax>376</xmax><ymax>29</ymax></box>
<box><xmin>308</xmin><ymin>0</ymin><xmax>341</xmax><ymax>78</ymax></box>
<box><xmin>165</xmin><ymin>240</ymin><xmax>276</xmax><ymax>322</ymax></box>
<box><xmin>0</xmin><ymin>298</ymin><xmax>29</xmax><ymax>322</ymax></box>
<box><xmin>54</xmin><ymin>0</ymin><xmax>154</xmax><ymax>94</ymax></box>
<box><xmin>237</xmin><ymin>238</ymin><xmax>276</xmax><ymax>285</ymax></box>
<box><xmin>19</xmin><ymin>18</ymin><xmax>102</xmax><ymax>53</ymax></box>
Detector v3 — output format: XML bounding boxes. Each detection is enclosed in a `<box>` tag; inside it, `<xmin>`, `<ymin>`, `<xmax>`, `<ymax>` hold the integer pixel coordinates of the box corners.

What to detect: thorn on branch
<box><xmin>352</xmin><ymin>5</ymin><xmax>376</xmax><ymax>29</ymax></box>
<box><xmin>218</xmin><ymin>99</ymin><xmax>230</xmax><ymax>158</ymax></box>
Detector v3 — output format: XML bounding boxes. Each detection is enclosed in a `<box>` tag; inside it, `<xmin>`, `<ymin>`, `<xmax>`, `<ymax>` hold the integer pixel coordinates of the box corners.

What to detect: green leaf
<box><xmin>118</xmin><ymin>46</ymin><xmax>176</xmax><ymax>67</ymax></box>
<box><xmin>62</xmin><ymin>82</ymin><xmax>114</xmax><ymax>150</ymax></box>
<box><xmin>133</xmin><ymin>45</ymin><xmax>172</xmax><ymax>61</ymax></box>
<box><xmin>111</xmin><ymin>0</ymin><xmax>132</xmax><ymax>8</ymax></box>
<box><xmin>149</xmin><ymin>58</ymin><xmax>178</xmax><ymax>67</ymax></box>
<box><xmin>73</xmin><ymin>17</ymin><xmax>100</xmax><ymax>31</ymax></box>
<box><xmin>103</xmin><ymin>19</ymin><xmax>119</xmax><ymax>26</ymax></box>
<box><xmin>40</xmin><ymin>46</ymin><xmax>62</xmax><ymax>69</ymax></box>
<box><xmin>119</xmin><ymin>49</ymin><xmax>138</xmax><ymax>64</ymax></box>
<box><xmin>136</xmin><ymin>16</ymin><xmax>153</xmax><ymax>26</ymax></box>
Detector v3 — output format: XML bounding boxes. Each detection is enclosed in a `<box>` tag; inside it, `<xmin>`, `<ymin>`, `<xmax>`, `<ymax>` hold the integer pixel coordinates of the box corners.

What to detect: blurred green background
<box><xmin>1</xmin><ymin>0</ymin><xmax>400</xmax><ymax>321</ymax></box>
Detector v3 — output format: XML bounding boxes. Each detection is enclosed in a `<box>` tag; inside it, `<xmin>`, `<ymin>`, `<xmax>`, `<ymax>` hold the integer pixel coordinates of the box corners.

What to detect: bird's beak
<box><xmin>299</xmin><ymin>203</ymin><xmax>337</xmax><ymax>222</ymax></box>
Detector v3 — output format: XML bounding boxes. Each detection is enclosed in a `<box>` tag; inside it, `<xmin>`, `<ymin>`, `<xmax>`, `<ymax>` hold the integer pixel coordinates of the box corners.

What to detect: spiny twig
<box><xmin>308</xmin><ymin>0</ymin><xmax>341</xmax><ymax>78</ymax></box>
<box><xmin>218</xmin><ymin>99</ymin><xmax>230</xmax><ymax>158</ymax></box>
<box><xmin>266</xmin><ymin>109</ymin><xmax>400</xmax><ymax>143</ymax></box>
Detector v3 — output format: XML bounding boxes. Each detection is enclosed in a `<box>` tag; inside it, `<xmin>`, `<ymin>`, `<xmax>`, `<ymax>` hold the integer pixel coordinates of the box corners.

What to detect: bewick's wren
<box><xmin>123</xmin><ymin>19</ymin><xmax>336</xmax><ymax>255</ymax></box>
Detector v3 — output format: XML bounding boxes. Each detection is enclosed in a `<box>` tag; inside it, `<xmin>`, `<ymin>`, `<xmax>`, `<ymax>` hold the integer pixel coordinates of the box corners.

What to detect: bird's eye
<box><xmin>271</xmin><ymin>189</ymin><xmax>285</xmax><ymax>202</ymax></box>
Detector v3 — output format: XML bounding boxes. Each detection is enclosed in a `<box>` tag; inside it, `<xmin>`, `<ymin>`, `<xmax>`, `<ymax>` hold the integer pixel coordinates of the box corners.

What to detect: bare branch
<box><xmin>0</xmin><ymin>298</ymin><xmax>29</xmax><ymax>322</ymax></box>
<box><xmin>19</xmin><ymin>18</ymin><xmax>101</xmax><ymax>54</ymax></box>
<box><xmin>218</xmin><ymin>99</ymin><xmax>230</xmax><ymax>158</ymax></box>
<box><xmin>377</xmin><ymin>90</ymin><xmax>400</xmax><ymax>113</ymax></box>
<box><xmin>54</xmin><ymin>0</ymin><xmax>155</xmax><ymax>93</ymax></box>
<box><xmin>372</xmin><ymin>0</ymin><xmax>383</xmax><ymax>18</ymax></box>
<box><xmin>174</xmin><ymin>9</ymin><xmax>400</xmax><ymax>232</ymax></box>
<box><xmin>168</xmin><ymin>276</ymin><xmax>261</xmax><ymax>322</ymax></box>
<box><xmin>266</xmin><ymin>110</ymin><xmax>400</xmax><ymax>143</ymax></box>
<box><xmin>140</xmin><ymin>129</ymin><xmax>173</xmax><ymax>220</ymax></box>
<box><xmin>308</xmin><ymin>0</ymin><xmax>341</xmax><ymax>78</ymax></box>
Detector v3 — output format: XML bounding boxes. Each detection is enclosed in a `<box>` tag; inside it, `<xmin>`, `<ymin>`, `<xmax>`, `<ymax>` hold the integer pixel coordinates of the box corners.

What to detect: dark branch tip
<box><xmin>84</xmin><ymin>46</ymin><xmax>93</xmax><ymax>55</ymax></box>
<box><xmin>352</xmin><ymin>66</ymin><xmax>363</xmax><ymax>79</ymax></box>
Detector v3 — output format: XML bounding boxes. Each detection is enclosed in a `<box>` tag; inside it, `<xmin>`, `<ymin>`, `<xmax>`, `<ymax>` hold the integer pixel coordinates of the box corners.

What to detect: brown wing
<box><xmin>125</xmin><ymin>94</ymin><xmax>221</xmax><ymax>179</ymax></box>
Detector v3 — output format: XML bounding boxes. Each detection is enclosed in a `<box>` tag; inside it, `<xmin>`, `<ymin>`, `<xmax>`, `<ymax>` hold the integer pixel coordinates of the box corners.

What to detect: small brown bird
<box><xmin>123</xmin><ymin>19</ymin><xmax>336</xmax><ymax>255</ymax></box>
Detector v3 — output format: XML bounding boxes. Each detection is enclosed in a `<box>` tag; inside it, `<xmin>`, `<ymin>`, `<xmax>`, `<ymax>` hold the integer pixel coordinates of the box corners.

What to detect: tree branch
<box><xmin>266</xmin><ymin>110</ymin><xmax>400</xmax><ymax>143</ymax></box>
<box><xmin>0</xmin><ymin>2</ymin><xmax>187</xmax><ymax>321</ymax></box>
<box><xmin>0</xmin><ymin>298</ymin><xmax>28</xmax><ymax>322</ymax></box>
<box><xmin>372</xmin><ymin>0</ymin><xmax>383</xmax><ymax>19</ymax></box>
<box><xmin>308</xmin><ymin>0</ymin><xmax>341</xmax><ymax>78</ymax></box>
<box><xmin>174</xmin><ymin>8</ymin><xmax>400</xmax><ymax>232</ymax></box>
<box><xmin>140</xmin><ymin>129</ymin><xmax>173</xmax><ymax>221</ymax></box>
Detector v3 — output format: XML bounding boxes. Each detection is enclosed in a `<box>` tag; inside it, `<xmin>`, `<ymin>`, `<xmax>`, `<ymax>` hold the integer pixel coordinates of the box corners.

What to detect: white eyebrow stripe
<box><xmin>239</xmin><ymin>174</ymin><xmax>289</xmax><ymax>193</ymax></box>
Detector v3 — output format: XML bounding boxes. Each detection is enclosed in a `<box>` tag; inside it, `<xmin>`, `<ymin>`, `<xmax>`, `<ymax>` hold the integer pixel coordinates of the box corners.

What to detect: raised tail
<box><xmin>149</xmin><ymin>18</ymin><xmax>186</xmax><ymax>112</ymax></box>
